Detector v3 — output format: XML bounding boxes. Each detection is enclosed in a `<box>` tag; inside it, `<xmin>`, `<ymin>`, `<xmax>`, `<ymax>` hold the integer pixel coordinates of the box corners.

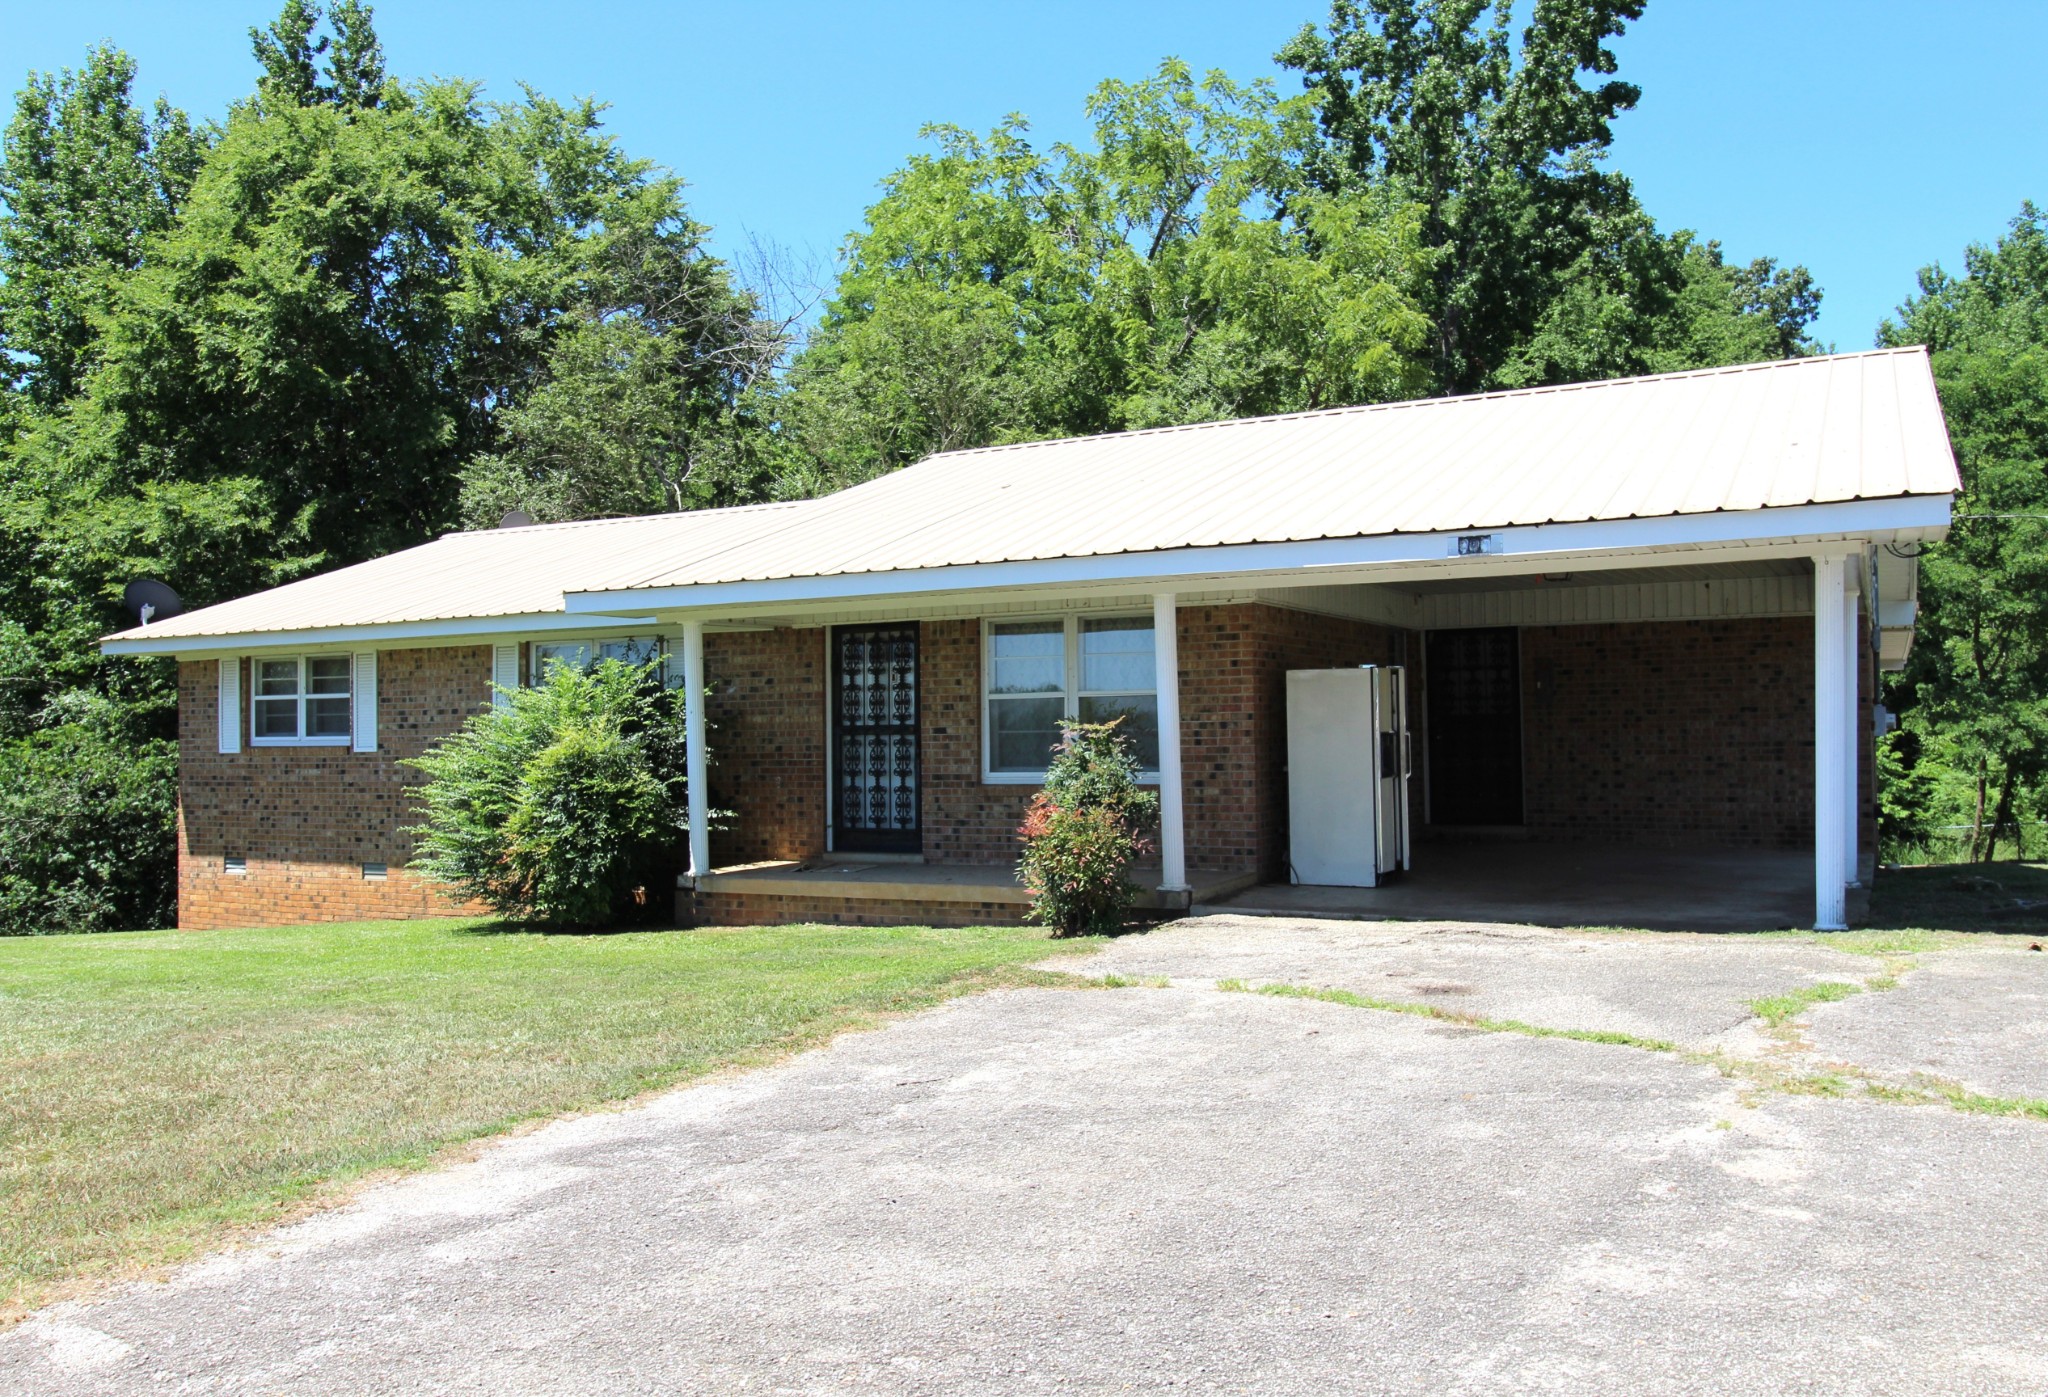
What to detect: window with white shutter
<box><xmin>217</xmin><ymin>658</ymin><xmax>241</xmax><ymax>754</ymax></box>
<box><xmin>492</xmin><ymin>644</ymin><xmax>519</xmax><ymax>708</ymax></box>
<box><xmin>351</xmin><ymin>651</ymin><xmax>378</xmax><ymax>752</ymax></box>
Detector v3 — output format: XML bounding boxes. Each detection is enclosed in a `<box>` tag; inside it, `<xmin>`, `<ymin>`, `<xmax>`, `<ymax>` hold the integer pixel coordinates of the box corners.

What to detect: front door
<box><xmin>1425</xmin><ymin>627</ymin><xmax>1524</xmax><ymax>826</ymax></box>
<box><xmin>831</xmin><ymin>624</ymin><xmax>921</xmax><ymax>853</ymax></box>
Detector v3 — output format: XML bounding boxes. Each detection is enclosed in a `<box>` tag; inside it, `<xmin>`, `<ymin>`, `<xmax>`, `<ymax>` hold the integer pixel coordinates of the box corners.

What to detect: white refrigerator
<box><xmin>1285</xmin><ymin>665</ymin><xmax>1411</xmax><ymax>887</ymax></box>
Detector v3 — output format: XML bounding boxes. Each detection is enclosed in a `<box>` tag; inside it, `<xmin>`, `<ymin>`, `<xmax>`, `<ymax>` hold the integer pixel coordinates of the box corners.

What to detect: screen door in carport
<box><xmin>1425</xmin><ymin>627</ymin><xmax>1524</xmax><ymax>825</ymax></box>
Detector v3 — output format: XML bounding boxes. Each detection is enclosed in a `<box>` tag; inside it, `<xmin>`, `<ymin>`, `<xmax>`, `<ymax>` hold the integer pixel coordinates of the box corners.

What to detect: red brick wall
<box><xmin>1181</xmin><ymin>603</ymin><xmax>1416</xmax><ymax>879</ymax></box>
<box><xmin>918</xmin><ymin>620</ymin><xmax>1031</xmax><ymax>865</ymax></box>
<box><xmin>1515</xmin><ymin>617</ymin><xmax>1820</xmax><ymax>848</ymax></box>
<box><xmin>177</xmin><ymin>647</ymin><xmax>495</xmax><ymax>930</ymax></box>
<box><xmin>916</xmin><ymin>606</ymin><xmax>1412</xmax><ymax>880</ymax></box>
<box><xmin>705</xmin><ymin>628</ymin><xmax>828</xmax><ymax>866</ymax></box>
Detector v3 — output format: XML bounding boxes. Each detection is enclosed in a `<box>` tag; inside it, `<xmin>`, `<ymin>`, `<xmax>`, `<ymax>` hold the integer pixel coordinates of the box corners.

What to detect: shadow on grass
<box><xmin>1866</xmin><ymin>861</ymin><xmax>2048</xmax><ymax>934</ymax></box>
<box><xmin>451</xmin><ymin>918</ymin><xmax>684</xmax><ymax>939</ymax></box>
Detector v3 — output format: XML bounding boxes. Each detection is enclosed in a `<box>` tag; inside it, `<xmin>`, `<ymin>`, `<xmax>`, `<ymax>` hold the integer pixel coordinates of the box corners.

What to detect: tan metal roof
<box><xmin>580</xmin><ymin>347</ymin><xmax>1957</xmax><ymax>593</ymax></box>
<box><xmin>110</xmin><ymin>502</ymin><xmax>805</xmax><ymax>642</ymax></box>
<box><xmin>108</xmin><ymin>348</ymin><xmax>1957</xmax><ymax>645</ymax></box>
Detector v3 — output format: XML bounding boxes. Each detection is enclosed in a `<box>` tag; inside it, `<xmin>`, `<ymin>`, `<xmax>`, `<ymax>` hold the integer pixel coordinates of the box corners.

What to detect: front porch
<box><xmin>687</xmin><ymin>844</ymin><xmax>1821</xmax><ymax>933</ymax></box>
<box><xmin>670</xmin><ymin>545</ymin><xmax>1905</xmax><ymax>934</ymax></box>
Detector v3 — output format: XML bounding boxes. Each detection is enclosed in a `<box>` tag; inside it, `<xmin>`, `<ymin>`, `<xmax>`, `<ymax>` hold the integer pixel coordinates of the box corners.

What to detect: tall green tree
<box><xmin>1278</xmin><ymin>0</ymin><xmax>1818</xmax><ymax>393</ymax></box>
<box><xmin>252</xmin><ymin>0</ymin><xmax>386</xmax><ymax>110</ymax></box>
<box><xmin>0</xmin><ymin>45</ymin><xmax>207</xmax><ymax>408</ymax></box>
<box><xmin>46</xmin><ymin>11</ymin><xmax>771</xmax><ymax>569</ymax></box>
<box><xmin>455</xmin><ymin>213</ymin><xmax>787</xmax><ymax>525</ymax></box>
<box><xmin>1880</xmin><ymin>204</ymin><xmax>2048</xmax><ymax>859</ymax></box>
<box><xmin>0</xmin><ymin>1</ymin><xmax>774</xmax><ymax>931</ymax></box>
<box><xmin>777</xmin><ymin>61</ymin><xmax>1432</xmax><ymax>492</ymax></box>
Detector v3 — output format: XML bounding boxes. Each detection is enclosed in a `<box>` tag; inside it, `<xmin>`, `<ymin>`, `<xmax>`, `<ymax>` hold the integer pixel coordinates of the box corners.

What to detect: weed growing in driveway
<box><xmin>1217</xmin><ymin>980</ymin><xmax>1680</xmax><ymax>1053</ymax></box>
<box><xmin>1214</xmin><ymin>978</ymin><xmax>2048</xmax><ymax>1126</ymax></box>
<box><xmin>1924</xmin><ymin>1083</ymin><xmax>2048</xmax><ymax>1121</ymax></box>
<box><xmin>1747</xmin><ymin>981</ymin><xmax>1864</xmax><ymax>1026</ymax></box>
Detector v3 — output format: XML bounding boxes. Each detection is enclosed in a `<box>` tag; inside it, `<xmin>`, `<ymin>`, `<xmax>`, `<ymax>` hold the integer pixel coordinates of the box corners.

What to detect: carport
<box><xmin>1201</xmin><ymin>842</ymin><xmax>1816</xmax><ymax>933</ymax></box>
<box><xmin>1212</xmin><ymin>544</ymin><xmax>1907</xmax><ymax>932</ymax></box>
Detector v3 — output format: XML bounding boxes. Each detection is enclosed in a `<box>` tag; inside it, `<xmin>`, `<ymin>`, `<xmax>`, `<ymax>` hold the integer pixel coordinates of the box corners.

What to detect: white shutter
<box><xmin>492</xmin><ymin>644</ymin><xmax>519</xmax><ymax>709</ymax></box>
<box><xmin>351</xmin><ymin>651</ymin><xmax>378</xmax><ymax>752</ymax></box>
<box><xmin>217</xmin><ymin>657</ymin><xmax>241</xmax><ymax>753</ymax></box>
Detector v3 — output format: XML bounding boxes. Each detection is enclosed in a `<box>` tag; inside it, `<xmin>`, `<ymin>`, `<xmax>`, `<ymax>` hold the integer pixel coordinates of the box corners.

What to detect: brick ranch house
<box><xmin>105</xmin><ymin>349</ymin><xmax>1958</xmax><ymax>933</ymax></box>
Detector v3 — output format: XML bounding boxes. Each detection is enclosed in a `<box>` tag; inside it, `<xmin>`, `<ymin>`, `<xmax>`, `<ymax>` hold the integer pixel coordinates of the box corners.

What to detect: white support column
<box><xmin>1152</xmin><ymin>592</ymin><xmax>1188</xmax><ymax>893</ymax></box>
<box><xmin>682</xmin><ymin>620</ymin><xmax>711</xmax><ymax>882</ymax></box>
<box><xmin>1813</xmin><ymin>553</ymin><xmax>1851</xmax><ymax>930</ymax></box>
<box><xmin>1841</xmin><ymin>571</ymin><xmax>1861</xmax><ymax>887</ymax></box>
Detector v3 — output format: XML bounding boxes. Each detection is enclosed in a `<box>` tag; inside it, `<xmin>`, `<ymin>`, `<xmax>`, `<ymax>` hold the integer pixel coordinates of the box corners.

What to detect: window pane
<box><xmin>596</xmin><ymin>636</ymin><xmax>662</xmax><ymax>668</ymax></box>
<box><xmin>308</xmin><ymin>656</ymin><xmax>351</xmax><ymax>694</ymax></box>
<box><xmin>1080</xmin><ymin>694</ymin><xmax>1159</xmax><ymax>770</ymax></box>
<box><xmin>253</xmin><ymin>697</ymin><xmax>298</xmax><ymax>738</ymax></box>
<box><xmin>307</xmin><ymin>696</ymin><xmax>351</xmax><ymax>737</ymax></box>
<box><xmin>1080</xmin><ymin>617</ymin><xmax>1155</xmax><ymax>693</ymax></box>
<box><xmin>257</xmin><ymin>659</ymin><xmax>299</xmax><ymax>696</ymax></box>
<box><xmin>989</xmin><ymin>696</ymin><xmax>1065</xmax><ymax>771</ymax></box>
<box><xmin>989</xmin><ymin>622</ymin><xmax>1064</xmax><ymax>695</ymax></box>
<box><xmin>532</xmin><ymin>642</ymin><xmax>591</xmax><ymax>678</ymax></box>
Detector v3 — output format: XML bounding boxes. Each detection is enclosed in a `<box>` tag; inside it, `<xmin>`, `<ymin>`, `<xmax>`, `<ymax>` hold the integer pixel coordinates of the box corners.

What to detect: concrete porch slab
<box><xmin>697</xmin><ymin>860</ymin><xmax>1260</xmax><ymax>912</ymax></box>
<box><xmin>1198</xmin><ymin>843</ymin><xmax>1814</xmax><ymax>933</ymax></box>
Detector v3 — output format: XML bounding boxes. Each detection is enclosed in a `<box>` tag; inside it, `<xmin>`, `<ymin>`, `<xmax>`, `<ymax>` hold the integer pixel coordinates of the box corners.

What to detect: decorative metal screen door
<box><xmin>831</xmin><ymin>624</ymin><xmax>921</xmax><ymax>853</ymax></box>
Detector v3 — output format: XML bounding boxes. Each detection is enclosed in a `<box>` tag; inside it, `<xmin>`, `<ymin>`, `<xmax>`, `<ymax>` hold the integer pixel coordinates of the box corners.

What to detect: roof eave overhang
<box><xmin>99</xmin><ymin>608</ymin><xmax>660</xmax><ymax>660</ymax></box>
<box><xmin>563</xmin><ymin>495</ymin><xmax>1954</xmax><ymax>619</ymax></box>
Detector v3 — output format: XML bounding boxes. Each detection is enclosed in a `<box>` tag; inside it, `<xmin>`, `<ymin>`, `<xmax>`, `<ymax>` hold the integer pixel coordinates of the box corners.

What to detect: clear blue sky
<box><xmin>3</xmin><ymin>0</ymin><xmax>2044</xmax><ymax>347</ymax></box>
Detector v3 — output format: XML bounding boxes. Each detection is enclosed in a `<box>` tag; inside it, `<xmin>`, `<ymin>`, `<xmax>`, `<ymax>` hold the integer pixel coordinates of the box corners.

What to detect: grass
<box><xmin>1864</xmin><ymin>860</ymin><xmax>2048</xmax><ymax>934</ymax></box>
<box><xmin>1746</xmin><ymin>980</ymin><xmax>1865</xmax><ymax>1026</ymax></box>
<box><xmin>0</xmin><ymin>916</ymin><xmax>1099</xmax><ymax>1318</ymax></box>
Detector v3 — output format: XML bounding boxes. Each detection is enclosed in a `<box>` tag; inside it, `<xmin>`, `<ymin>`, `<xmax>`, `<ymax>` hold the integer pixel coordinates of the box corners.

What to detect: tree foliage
<box><xmin>1278</xmin><ymin>0</ymin><xmax>1817</xmax><ymax>392</ymax></box>
<box><xmin>775</xmin><ymin>61</ymin><xmax>1433</xmax><ymax>492</ymax></box>
<box><xmin>0</xmin><ymin>691</ymin><xmax>177</xmax><ymax>935</ymax></box>
<box><xmin>0</xmin><ymin>45</ymin><xmax>207</xmax><ymax>409</ymax></box>
<box><xmin>1880</xmin><ymin>205</ymin><xmax>2048</xmax><ymax>859</ymax></box>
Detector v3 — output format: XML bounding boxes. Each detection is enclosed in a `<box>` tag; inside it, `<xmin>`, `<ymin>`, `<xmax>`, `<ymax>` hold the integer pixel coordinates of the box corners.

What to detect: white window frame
<box><xmin>527</xmin><ymin>634</ymin><xmax>674</xmax><ymax>687</ymax></box>
<box><xmin>248</xmin><ymin>654</ymin><xmax>354</xmax><ymax>747</ymax></box>
<box><xmin>980</xmin><ymin>614</ymin><xmax>1159</xmax><ymax>785</ymax></box>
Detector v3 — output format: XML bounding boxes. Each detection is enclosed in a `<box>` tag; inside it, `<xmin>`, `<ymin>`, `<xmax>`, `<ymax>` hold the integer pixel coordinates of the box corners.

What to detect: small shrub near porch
<box><xmin>1016</xmin><ymin>719</ymin><xmax>1161</xmax><ymax>935</ymax></box>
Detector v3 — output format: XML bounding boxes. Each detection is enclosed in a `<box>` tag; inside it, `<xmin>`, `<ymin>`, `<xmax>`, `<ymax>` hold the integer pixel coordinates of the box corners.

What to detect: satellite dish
<box><xmin>498</xmin><ymin>509</ymin><xmax>535</xmax><ymax>529</ymax></box>
<box><xmin>123</xmin><ymin>578</ymin><xmax>184</xmax><ymax>628</ymax></box>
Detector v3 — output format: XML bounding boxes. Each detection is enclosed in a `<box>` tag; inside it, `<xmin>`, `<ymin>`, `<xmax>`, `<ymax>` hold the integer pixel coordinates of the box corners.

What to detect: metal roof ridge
<box><xmin>911</xmin><ymin>347</ymin><xmax>1935</xmax><ymax>464</ymax></box>
<box><xmin>433</xmin><ymin>497</ymin><xmax>812</xmax><ymax>541</ymax></box>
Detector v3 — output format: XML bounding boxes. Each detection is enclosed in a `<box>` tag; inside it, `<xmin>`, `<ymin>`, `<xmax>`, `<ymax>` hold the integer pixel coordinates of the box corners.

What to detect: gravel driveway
<box><xmin>4</xmin><ymin>918</ymin><xmax>2044</xmax><ymax>1396</ymax></box>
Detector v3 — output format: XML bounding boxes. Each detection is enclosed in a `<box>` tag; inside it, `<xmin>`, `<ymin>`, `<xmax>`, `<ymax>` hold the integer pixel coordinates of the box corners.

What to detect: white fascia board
<box><xmin>564</xmin><ymin>495</ymin><xmax>1953</xmax><ymax>617</ymax></box>
<box><xmin>99</xmin><ymin>609</ymin><xmax>660</xmax><ymax>659</ymax></box>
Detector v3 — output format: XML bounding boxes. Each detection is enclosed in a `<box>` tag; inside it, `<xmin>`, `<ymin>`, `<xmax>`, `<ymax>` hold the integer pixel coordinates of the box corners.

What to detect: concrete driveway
<box><xmin>5</xmin><ymin>917</ymin><xmax>2045</xmax><ymax>1396</ymax></box>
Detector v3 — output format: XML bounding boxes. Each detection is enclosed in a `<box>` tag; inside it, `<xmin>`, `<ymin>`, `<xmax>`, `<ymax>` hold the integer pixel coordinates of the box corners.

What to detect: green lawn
<box><xmin>1866</xmin><ymin>861</ymin><xmax>2048</xmax><ymax>934</ymax></box>
<box><xmin>0</xmin><ymin>917</ymin><xmax>1098</xmax><ymax>1317</ymax></box>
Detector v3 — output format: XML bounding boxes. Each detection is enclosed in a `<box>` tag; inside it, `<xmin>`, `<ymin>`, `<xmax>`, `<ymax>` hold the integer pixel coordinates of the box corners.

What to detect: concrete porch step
<box><xmin>693</xmin><ymin>861</ymin><xmax>1259</xmax><ymax>911</ymax></box>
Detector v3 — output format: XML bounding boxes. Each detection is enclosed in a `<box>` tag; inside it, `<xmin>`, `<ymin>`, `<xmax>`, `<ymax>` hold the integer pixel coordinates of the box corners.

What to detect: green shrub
<box><xmin>405</xmin><ymin>659</ymin><xmax>689</xmax><ymax>926</ymax></box>
<box><xmin>1016</xmin><ymin>719</ymin><xmax>1160</xmax><ymax>936</ymax></box>
<box><xmin>0</xmin><ymin>692</ymin><xmax>178</xmax><ymax>935</ymax></box>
